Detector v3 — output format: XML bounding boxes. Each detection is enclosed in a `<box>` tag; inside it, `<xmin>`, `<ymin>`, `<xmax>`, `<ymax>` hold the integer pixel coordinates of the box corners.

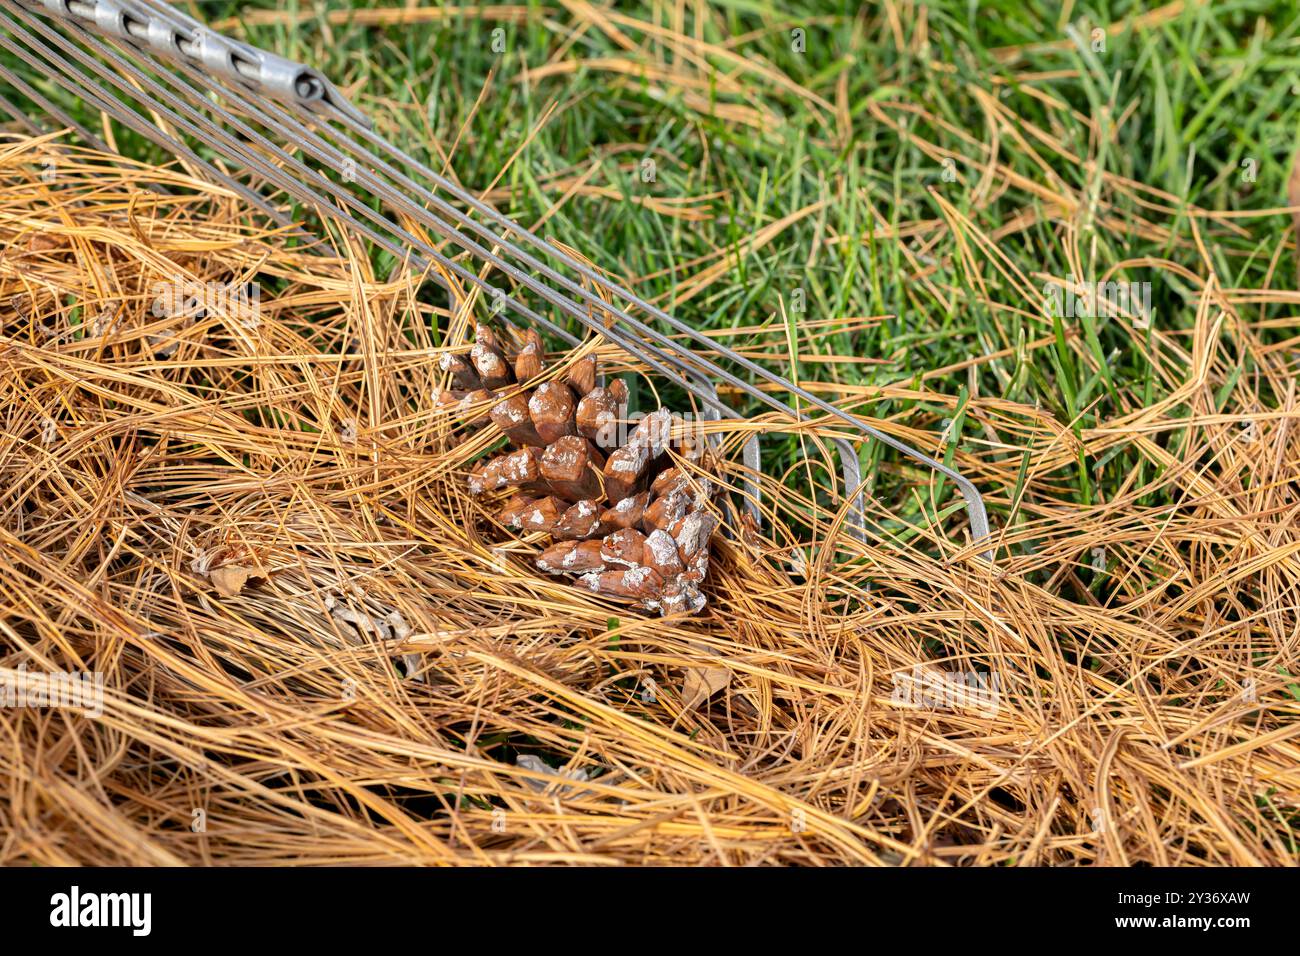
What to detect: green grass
<box><xmin>12</xmin><ymin>0</ymin><xmax>1300</xmax><ymax>551</ymax></box>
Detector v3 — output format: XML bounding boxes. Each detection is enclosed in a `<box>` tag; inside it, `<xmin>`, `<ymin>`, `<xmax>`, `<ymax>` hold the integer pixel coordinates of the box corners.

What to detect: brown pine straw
<box><xmin>1</xmin><ymin>132</ymin><xmax>1298</xmax><ymax>866</ymax></box>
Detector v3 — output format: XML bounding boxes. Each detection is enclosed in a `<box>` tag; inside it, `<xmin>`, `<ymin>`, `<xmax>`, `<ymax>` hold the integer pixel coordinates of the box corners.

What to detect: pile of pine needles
<box><xmin>1</xmin><ymin>131</ymin><xmax>1298</xmax><ymax>865</ymax></box>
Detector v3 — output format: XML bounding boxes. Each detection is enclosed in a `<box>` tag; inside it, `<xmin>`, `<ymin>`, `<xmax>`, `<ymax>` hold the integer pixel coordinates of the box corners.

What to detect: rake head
<box><xmin>0</xmin><ymin>0</ymin><xmax>993</xmax><ymax>559</ymax></box>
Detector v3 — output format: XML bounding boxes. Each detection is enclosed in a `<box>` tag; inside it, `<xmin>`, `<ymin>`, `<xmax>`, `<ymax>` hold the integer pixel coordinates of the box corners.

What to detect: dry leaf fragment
<box><xmin>681</xmin><ymin>664</ymin><xmax>730</xmax><ymax>711</ymax></box>
<box><xmin>209</xmin><ymin>564</ymin><xmax>255</xmax><ymax>597</ymax></box>
<box><xmin>26</xmin><ymin>233</ymin><xmax>59</xmax><ymax>253</ymax></box>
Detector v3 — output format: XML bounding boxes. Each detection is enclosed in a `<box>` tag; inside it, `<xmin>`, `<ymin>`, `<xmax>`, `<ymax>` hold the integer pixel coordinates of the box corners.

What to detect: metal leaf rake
<box><xmin>0</xmin><ymin>0</ymin><xmax>994</xmax><ymax>560</ymax></box>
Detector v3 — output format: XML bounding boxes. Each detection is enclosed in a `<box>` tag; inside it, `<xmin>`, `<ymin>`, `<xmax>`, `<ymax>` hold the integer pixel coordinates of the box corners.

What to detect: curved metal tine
<box><xmin>741</xmin><ymin>427</ymin><xmax>762</xmax><ymax>525</ymax></box>
<box><xmin>830</xmin><ymin>438</ymin><xmax>869</xmax><ymax>544</ymax></box>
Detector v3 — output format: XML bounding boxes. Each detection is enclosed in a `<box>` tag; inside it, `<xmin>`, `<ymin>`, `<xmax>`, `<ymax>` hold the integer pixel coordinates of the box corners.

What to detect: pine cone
<box><xmin>456</xmin><ymin>324</ymin><xmax>719</xmax><ymax>615</ymax></box>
